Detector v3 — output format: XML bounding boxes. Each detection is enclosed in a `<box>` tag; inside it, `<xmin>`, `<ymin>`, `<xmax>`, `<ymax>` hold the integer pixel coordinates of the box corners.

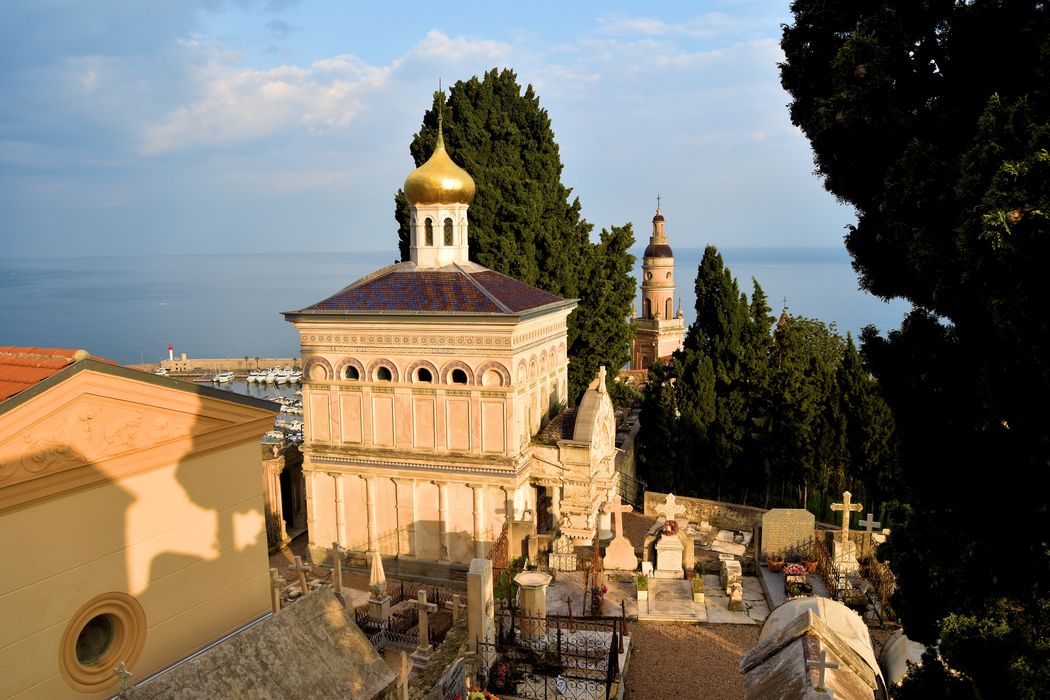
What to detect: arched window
<box><xmin>377</xmin><ymin>366</ymin><xmax>392</xmax><ymax>381</ymax></box>
<box><xmin>644</xmin><ymin>298</ymin><xmax>652</xmax><ymax>319</ymax></box>
<box><xmin>666</xmin><ymin>298</ymin><xmax>673</xmax><ymax>320</ymax></box>
<box><xmin>451</xmin><ymin>368</ymin><xmax>468</xmax><ymax>384</ymax></box>
<box><xmin>343</xmin><ymin>365</ymin><xmax>360</xmax><ymax>380</ymax></box>
<box><xmin>416</xmin><ymin>367</ymin><xmax>433</xmax><ymax>383</ymax></box>
<box><xmin>444</xmin><ymin>218</ymin><xmax>454</xmax><ymax>246</ymax></box>
<box><xmin>424</xmin><ymin>218</ymin><xmax>433</xmax><ymax>246</ymax></box>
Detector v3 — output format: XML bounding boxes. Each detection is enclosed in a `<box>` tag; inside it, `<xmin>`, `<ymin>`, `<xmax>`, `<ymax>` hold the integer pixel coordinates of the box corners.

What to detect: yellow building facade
<box><xmin>0</xmin><ymin>352</ymin><xmax>276</xmax><ymax>699</ymax></box>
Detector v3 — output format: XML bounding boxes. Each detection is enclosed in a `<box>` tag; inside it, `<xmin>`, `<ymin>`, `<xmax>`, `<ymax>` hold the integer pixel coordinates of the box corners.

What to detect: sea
<box><xmin>0</xmin><ymin>248</ymin><xmax>911</xmax><ymax>367</ymax></box>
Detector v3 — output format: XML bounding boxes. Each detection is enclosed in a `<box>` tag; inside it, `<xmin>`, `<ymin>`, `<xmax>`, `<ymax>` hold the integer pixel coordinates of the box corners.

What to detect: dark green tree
<box><xmin>782</xmin><ymin>2</ymin><xmax>1050</xmax><ymax>694</ymax></box>
<box><xmin>394</xmin><ymin>69</ymin><xmax>635</xmax><ymax>402</ymax></box>
<box><xmin>568</xmin><ymin>224</ymin><xmax>637</xmax><ymax>400</ymax></box>
<box><xmin>635</xmin><ymin>360</ymin><xmax>683</xmax><ymax>493</ymax></box>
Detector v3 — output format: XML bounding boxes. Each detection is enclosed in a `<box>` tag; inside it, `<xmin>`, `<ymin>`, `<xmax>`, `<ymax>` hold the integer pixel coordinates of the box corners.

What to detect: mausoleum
<box><xmin>284</xmin><ymin>116</ymin><xmax>620</xmax><ymax>579</ymax></box>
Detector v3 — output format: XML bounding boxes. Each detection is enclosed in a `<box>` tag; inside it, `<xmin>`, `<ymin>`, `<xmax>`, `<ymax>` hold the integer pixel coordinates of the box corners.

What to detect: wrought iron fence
<box><xmin>616</xmin><ymin>470</ymin><xmax>647</xmax><ymax>509</ymax></box>
<box><xmin>477</xmin><ymin>607</ymin><xmax>621</xmax><ymax>700</ymax></box>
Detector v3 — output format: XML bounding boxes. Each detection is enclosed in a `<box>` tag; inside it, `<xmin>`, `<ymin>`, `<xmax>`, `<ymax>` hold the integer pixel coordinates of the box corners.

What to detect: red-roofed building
<box><xmin>283</xmin><ymin>118</ymin><xmax>621</xmax><ymax>577</ymax></box>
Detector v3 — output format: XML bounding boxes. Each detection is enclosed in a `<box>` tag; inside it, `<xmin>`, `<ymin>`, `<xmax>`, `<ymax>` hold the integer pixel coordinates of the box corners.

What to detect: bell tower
<box><xmin>403</xmin><ymin>115</ymin><xmax>475</xmax><ymax>268</ymax></box>
<box><xmin>631</xmin><ymin>204</ymin><xmax>686</xmax><ymax>369</ymax></box>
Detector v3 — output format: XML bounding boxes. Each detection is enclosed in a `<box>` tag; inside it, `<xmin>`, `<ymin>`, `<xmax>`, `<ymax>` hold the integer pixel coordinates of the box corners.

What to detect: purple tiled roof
<box><xmin>296</xmin><ymin>264</ymin><xmax>566</xmax><ymax>315</ymax></box>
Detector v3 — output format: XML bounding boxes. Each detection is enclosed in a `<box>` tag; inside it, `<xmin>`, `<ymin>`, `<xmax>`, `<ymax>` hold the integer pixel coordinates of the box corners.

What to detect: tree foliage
<box><xmin>394</xmin><ymin>69</ymin><xmax>634</xmax><ymax>402</ymax></box>
<box><xmin>782</xmin><ymin>1</ymin><xmax>1050</xmax><ymax>695</ymax></box>
<box><xmin>636</xmin><ymin>246</ymin><xmax>896</xmax><ymax>514</ymax></box>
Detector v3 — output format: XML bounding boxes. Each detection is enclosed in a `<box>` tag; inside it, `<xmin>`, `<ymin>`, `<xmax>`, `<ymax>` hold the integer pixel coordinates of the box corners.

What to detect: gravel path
<box><xmin>625</xmin><ymin>622</ymin><xmax>759</xmax><ymax>700</ymax></box>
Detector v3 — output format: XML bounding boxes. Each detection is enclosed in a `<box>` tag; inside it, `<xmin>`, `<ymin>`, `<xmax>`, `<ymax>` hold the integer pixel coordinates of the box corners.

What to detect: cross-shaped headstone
<box><xmin>807</xmin><ymin>649</ymin><xmax>839</xmax><ymax>692</ymax></box>
<box><xmin>830</xmin><ymin>491</ymin><xmax>863</xmax><ymax>544</ymax></box>
<box><xmin>329</xmin><ymin>541</ymin><xmax>344</xmax><ymax>594</ymax></box>
<box><xmin>113</xmin><ymin>661</ymin><xmax>133</xmax><ymax>694</ymax></box>
<box><xmin>398</xmin><ymin>650</ymin><xmax>411</xmax><ymax>700</ymax></box>
<box><xmin>409</xmin><ymin>590</ymin><xmax>439</xmax><ymax>652</ymax></box>
<box><xmin>445</xmin><ymin>594</ymin><xmax>466</xmax><ymax>623</ymax></box>
<box><xmin>656</xmin><ymin>493</ymin><xmax>687</xmax><ymax>523</ymax></box>
<box><xmin>602</xmin><ymin>495</ymin><xmax>633</xmax><ymax>539</ymax></box>
<box><xmin>290</xmin><ymin>555</ymin><xmax>311</xmax><ymax>597</ymax></box>
<box><xmin>858</xmin><ymin>513</ymin><xmax>881</xmax><ymax>534</ymax></box>
<box><xmin>269</xmin><ymin>567</ymin><xmax>283</xmax><ymax>613</ymax></box>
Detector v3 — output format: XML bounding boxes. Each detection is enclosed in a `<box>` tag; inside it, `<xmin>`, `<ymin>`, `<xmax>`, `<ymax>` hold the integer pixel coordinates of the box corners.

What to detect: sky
<box><xmin>0</xmin><ymin>1</ymin><xmax>857</xmax><ymax>258</ymax></box>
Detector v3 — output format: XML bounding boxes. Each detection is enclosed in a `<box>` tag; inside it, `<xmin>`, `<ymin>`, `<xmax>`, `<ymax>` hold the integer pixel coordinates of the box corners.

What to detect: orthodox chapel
<box><xmin>630</xmin><ymin>207</ymin><xmax>686</xmax><ymax>369</ymax></box>
<box><xmin>284</xmin><ymin>120</ymin><xmax>619</xmax><ymax>579</ymax></box>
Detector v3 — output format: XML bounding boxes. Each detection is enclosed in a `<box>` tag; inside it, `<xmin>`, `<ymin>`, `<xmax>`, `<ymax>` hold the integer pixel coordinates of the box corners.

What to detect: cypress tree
<box><xmin>782</xmin><ymin>2</ymin><xmax>1050</xmax><ymax>693</ymax></box>
<box><xmin>394</xmin><ymin>69</ymin><xmax>635</xmax><ymax>403</ymax></box>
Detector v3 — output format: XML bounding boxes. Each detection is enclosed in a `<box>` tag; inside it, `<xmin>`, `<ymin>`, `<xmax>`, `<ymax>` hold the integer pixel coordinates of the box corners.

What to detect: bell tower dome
<box><xmin>404</xmin><ymin>114</ymin><xmax>475</xmax><ymax>268</ymax></box>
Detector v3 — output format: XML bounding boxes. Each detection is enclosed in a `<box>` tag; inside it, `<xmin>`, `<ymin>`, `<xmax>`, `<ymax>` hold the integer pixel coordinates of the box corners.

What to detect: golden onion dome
<box><xmin>403</xmin><ymin>125</ymin><xmax>475</xmax><ymax>205</ymax></box>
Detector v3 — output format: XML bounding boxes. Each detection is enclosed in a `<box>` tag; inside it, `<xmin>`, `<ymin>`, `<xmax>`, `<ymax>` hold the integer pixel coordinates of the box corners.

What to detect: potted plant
<box><xmin>636</xmin><ymin>573</ymin><xmax>649</xmax><ymax>601</ymax></box>
<box><xmin>767</xmin><ymin>551</ymin><xmax>784</xmax><ymax>573</ymax></box>
<box><xmin>691</xmin><ymin>576</ymin><xmax>705</xmax><ymax>604</ymax></box>
<box><xmin>801</xmin><ymin>546</ymin><xmax>818</xmax><ymax>573</ymax></box>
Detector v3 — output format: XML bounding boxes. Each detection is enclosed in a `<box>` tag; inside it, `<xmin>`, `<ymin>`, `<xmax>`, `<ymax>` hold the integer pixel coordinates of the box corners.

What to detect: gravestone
<box><xmin>760</xmin><ymin>508</ymin><xmax>815</xmax><ymax>559</ymax></box>
<box><xmin>427</xmin><ymin>657</ymin><xmax>466</xmax><ymax>700</ymax></box>
<box><xmin>547</xmin><ymin>534</ymin><xmax>577</xmax><ymax>572</ymax></box>
<box><xmin>720</xmin><ymin>559</ymin><xmax>742</xmax><ymax>594</ymax></box>
<box><xmin>602</xmin><ymin>495</ymin><xmax>638</xmax><ymax>571</ymax></box>
<box><xmin>654</xmin><ymin>535</ymin><xmax>684</xmax><ymax>579</ymax></box>
<box><xmin>467</xmin><ymin>559</ymin><xmax>495</xmax><ymax>657</ymax></box>
<box><xmin>728</xmin><ymin>582</ymin><xmax>744</xmax><ymax>612</ymax></box>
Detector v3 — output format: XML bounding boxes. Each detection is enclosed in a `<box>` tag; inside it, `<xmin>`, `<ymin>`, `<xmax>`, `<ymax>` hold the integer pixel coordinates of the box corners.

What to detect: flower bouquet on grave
<box><xmin>767</xmin><ymin>551</ymin><xmax>784</xmax><ymax>573</ymax></box>
<box><xmin>591</xmin><ymin>584</ymin><xmax>608</xmax><ymax>615</ymax></box>
<box><xmin>661</xmin><ymin>520</ymin><xmax>680</xmax><ymax>537</ymax></box>
<box><xmin>782</xmin><ymin>563</ymin><xmax>807</xmax><ymax>577</ymax></box>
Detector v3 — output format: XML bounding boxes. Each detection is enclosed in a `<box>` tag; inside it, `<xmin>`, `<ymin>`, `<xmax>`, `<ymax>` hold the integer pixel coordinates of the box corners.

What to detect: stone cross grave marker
<box><xmin>807</xmin><ymin>649</ymin><xmax>839</xmax><ymax>692</ymax></box>
<box><xmin>859</xmin><ymin>513</ymin><xmax>881</xmax><ymax>534</ymax></box>
<box><xmin>603</xmin><ymin>494</ymin><xmax>633</xmax><ymax>538</ymax></box>
<box><xmin>445</xmin><ymin>594</ymin><xmax>466</xmax><ymax>623</ymax></box>
<box><xmin>830</xmin><ymin>491</ymin><xmax>863</xmax><ymax>544</ymax></box>
<box><xmin>290</xmin><ymin>555</ymin><xmax>311</xmax><ymax>597</ymax></box>
<box><xmin>268</xmin><ymin>567</ymin><xmax>283</xmax><ymax>613</ymax></box>
<box><xmin>656</xmin><ymin>493</ymin><xmax>687</xmax><ymax>523</ymax></box>
<box><xmin>329</xmin><ymin>541</ymin><xmax>344</xmax><ymax>594</ymax></box>
<box><xmin>398</xmin><ymin>650</ymin><xmax>411</xmax><ymax>700</ymax></box>
<box><xmin>409</xmin><ymin>590</ymin><xmax>439</xmax><ymax>654</ymax></box>
<box><xmin>113</xmin><ymin>661</ymin><xmax>133</xmax><ymax>695</ymax></box>
<box><xmin>602</xmin><ymin>494</ymin><xmax>638</xmax><ymax>570</ymax></box>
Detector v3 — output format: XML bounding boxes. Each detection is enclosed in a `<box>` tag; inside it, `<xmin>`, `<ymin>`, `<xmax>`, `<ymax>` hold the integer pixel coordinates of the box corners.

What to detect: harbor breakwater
<box><xmin>127</xmin><ymin>356</ymin><xmax>299</xmax><ymax>376</ymax></box>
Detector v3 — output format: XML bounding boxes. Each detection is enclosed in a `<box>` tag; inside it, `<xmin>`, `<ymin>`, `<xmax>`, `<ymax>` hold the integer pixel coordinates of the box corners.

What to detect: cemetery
<box><xmin>243</xmin><ymin>488</ymin><xmax>905</xmax><ymax>700</ymax></box>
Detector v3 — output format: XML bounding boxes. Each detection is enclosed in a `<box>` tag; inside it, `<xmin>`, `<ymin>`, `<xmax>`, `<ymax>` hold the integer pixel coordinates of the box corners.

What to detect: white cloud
<box><xmin>408</xmin><ymin>29</ymin><xmax>510</xmax><ymax>63</ymax></box>
<box><xmin>596</xmin><ymin>12</ymin><xmax>738</xmax><ymax>39</ymax></box>
<box><xmin>139</xmin><ymin>30</ymin><xmax>511</xmax><ymax>155</ymax></box>
<box><xmin>140</xmin><ymin>55</ymin><xmax>390</xmax><ymax>154</ymax></box>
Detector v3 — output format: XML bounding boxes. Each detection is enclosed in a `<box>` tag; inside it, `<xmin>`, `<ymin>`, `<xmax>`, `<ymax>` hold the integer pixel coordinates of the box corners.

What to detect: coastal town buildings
<box><xmin>0</xmin><ymin>347</ymin><xmax>277</xmax><ymax>699</ymax></box>
<box><xmin>630</xmin><ymin>207</ymin><xmax>686</xmax><ymax>369</ymax></box>
<box><xmin>283</xmin><ymin>121</ymin><xmax>621</xmax><ymax>579</ymax></box>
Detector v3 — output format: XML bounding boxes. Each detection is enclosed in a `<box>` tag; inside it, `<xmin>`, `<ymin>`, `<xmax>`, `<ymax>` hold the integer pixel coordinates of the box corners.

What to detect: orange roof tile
<box><xmin>0</xmin><ymin>347</ymin><xmax>113</xmax><ymax>402</ymax></box>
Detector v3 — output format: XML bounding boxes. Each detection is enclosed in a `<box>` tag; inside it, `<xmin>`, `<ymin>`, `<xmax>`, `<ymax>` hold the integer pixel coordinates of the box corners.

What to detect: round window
<box><xmin>343</xmin><ymin>365</ymin><xmax>360</xmax><ymax>380</ymax></box>
<box><xmin>376</xmin><ymin>366</ymin><xmax>392</xmax><ymax>381</ymax></box>
<box><xmin>451</xmin><ymin>369</ymin><xmax>468</xmax><ymax>384</ymax></box>
<box><xmin>76</xmin><ymin>614</ymin><xmax>115</xmax><ymax>665</ymax></box>
<box><xmin>417</xmin><ymin>367</ymin><xmax>433</xmax><ymax>383</ymax></box>
<box><xmin>60</xmin><ymin>592</ymin><xmax>146</xmax><ymax>693</ymax></box>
